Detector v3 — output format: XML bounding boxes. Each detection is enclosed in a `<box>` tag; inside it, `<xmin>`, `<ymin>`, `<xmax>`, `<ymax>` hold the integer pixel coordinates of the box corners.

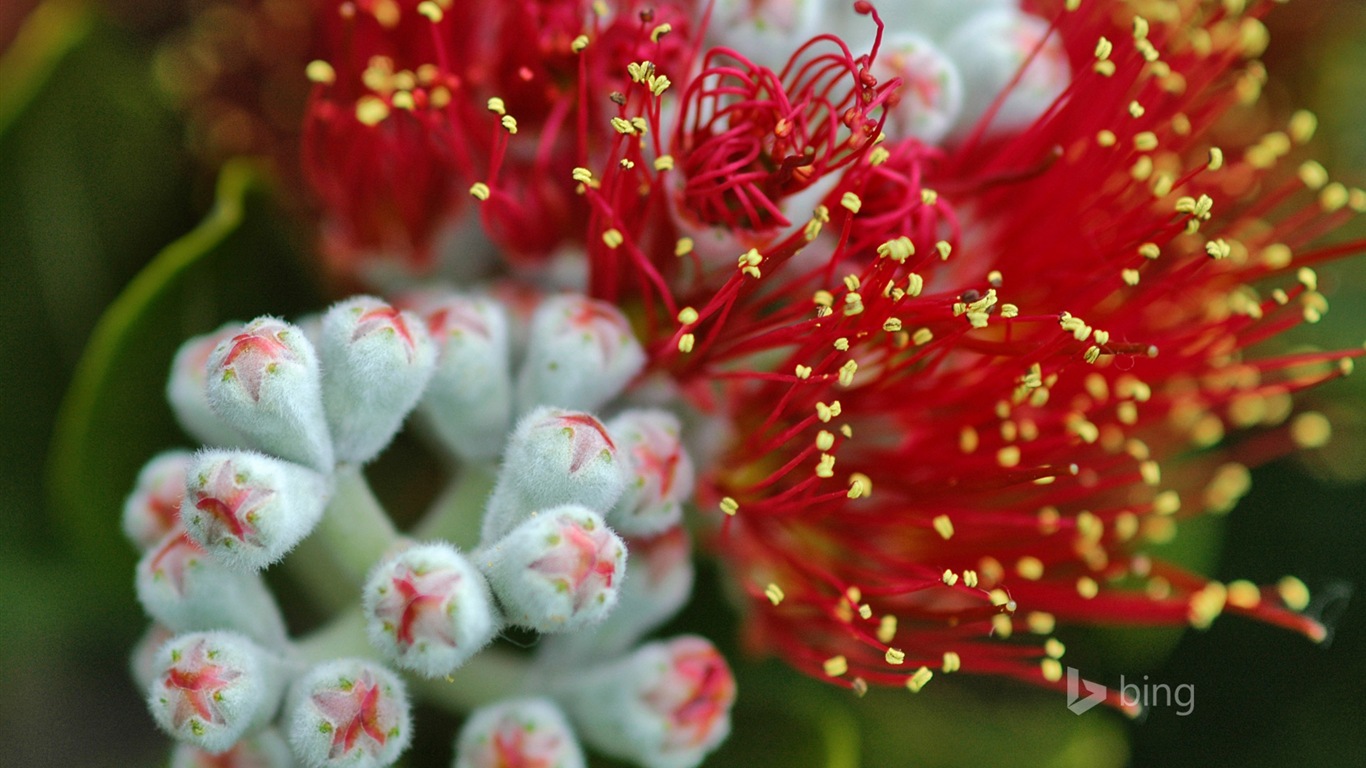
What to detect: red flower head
<box><xmin>580</xmin><ymin>0</ymin><xmax>1365</xmax><ymax>710</ymax></box>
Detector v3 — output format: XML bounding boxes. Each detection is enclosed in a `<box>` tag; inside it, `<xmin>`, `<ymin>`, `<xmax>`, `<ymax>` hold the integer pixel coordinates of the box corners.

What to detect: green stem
<box><xmin>313</xmin><ymin>464</ymin><xmax>399</xmax><ymax>585</ymax></box>
<box><xmin>412</xmin><ymin>462</ymin><xmax>497</xmax><ymax>549</ymax></box>
<box><xmin>295</xmin><ymin>606</ymin><xmax>531</xmax><ymax>714</ymax></box>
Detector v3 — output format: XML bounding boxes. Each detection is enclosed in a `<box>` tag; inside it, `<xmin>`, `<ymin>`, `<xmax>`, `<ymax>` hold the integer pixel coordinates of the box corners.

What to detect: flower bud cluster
<box><xmin>129</xmin><ymin>289</ymin><xmax>734</xmax><ymax>768</ymax></box>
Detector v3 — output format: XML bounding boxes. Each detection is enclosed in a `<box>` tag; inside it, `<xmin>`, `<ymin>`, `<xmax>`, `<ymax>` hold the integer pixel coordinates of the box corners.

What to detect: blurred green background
<box><xmin>2</xmin><ymin>2</ymin><xmax>1364</xmax><ymax>766</ymax></box>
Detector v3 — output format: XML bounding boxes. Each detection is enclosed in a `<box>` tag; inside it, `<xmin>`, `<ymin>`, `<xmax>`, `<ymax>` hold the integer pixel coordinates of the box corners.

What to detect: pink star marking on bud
<box><xmin>488</xmin><ymin>723</ymin><xmax>559</xmax><ymax>768</ymax></box>
<box><xmin>644</xmin><ymin>644</ymin><xmax>735</xmax><ymax>751</ymax></box>
<box><xmin>382</xmin><ymin>567</ymin><xmax>462</xmax><ymax>648</ymax></box>
<box><xmin>632</xmin><ymin>437</ymin><xmax>682</xmax><ymax>498</ymax></box>
<box><xmin>529</xmin><ymin>523</ymin><xmax>619</xmax><ymax>610</ymax></box>
<box><xmin>163</xmin><ymin>639</ymin><xmax>243</xmax><ymax>729</ymax></box>
<box><xmin>191</xmin><ymin>462</ymin><xmax>273</xmax><ymax>548</ymax></box>
<box><xmin>353</xmin><ymin>306</ymin><xmax>418</xmax><ymax>359</ymax></box>
<box><xmin>425</xmin><ymin>302</ymin><xmax>490</xmax><ymax>340</ymax></box>
<box><xmin>567</xmin><ymin>300</ymin><xmax>629</xmax><ymax>365</ymax></box>
<box><xmin>148</xmin><ymin>532</ymin><xmax>205</xmax><ymax>597</ymax></box>
<box><xmin>312</xmin><ymin>673</ymin><xmax>390</xmax><ymax>760</ymax></box>
<box><xmin>555</xmin><ymin>413</ymin><xmax>615</xmax><ymax>473</ymax></box>
<box><xmin>221</xmin><ymin>326</ymin><xmax>294</xmax><ymax>401</ymax></box>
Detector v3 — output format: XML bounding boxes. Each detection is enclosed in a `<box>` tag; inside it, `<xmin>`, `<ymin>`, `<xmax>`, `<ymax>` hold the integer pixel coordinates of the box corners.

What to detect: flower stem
<box><xmin>412</xmin><ymin>462</ymin><xmax>497</xmax><ymax>549</ymax></box>
<box><xmin>313</xmin><ymin>465</ymin><xmax>398</xmax><ymax>585</ymax></box>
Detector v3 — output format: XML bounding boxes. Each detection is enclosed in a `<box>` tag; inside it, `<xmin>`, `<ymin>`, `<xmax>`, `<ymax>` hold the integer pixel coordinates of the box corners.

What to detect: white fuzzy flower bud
<box><xmin>943</xmin><ymin>8</ymin><xmax>1069</xmax><ymax>139</ymax></box>
<box><xmin>205</xmin><ymin>317</ymin><xmax>334</xmax><ymax>472</ymax></box>
<box><xmin>136</xmin><ymin>529</ymin><xmax>289</xmax><ymax>646</ymax></box>
<box><xmin>477</xmin><ymin>506</ymin><xmax>627</xmax><ymax>634</ymax></box>
<box><xmin>147</xmin><ymin>631</ymin><xmax>285</xmax><ymax>754</ymax></box>
<box><xmin>558</xmin><ymin>636</ymin><xmax>736</xmax><ymax>768</ymax></box>
<box><xmin>871</xmin><ymin>32</ymin><xmax>963</xmax><ymax>145</ymax></box>
<box><xmin>362</xmin><ymin>542</ymin><xmax>499</xmax><ymax>677</ymax></box>
<box><xmin>171</xmin><ymin>728</ymin><xmax>294</xmax><ymax>768</ymax></box>
<box><xmin>540</xmin><ymin>527</ymin><xmax>694</xmax><ymax>662</ymax></box>
<box><xmin>167</xmin><ymin>325</ymin><xmax>251</xmax><ymax>449</ymax></box>
<box><xmin>181</xmin><ymin>450</ymin><xmax>331</xmax><ymax>572</ymax></box>
<box><xmin>453</xmin><ymin>698</ymin><xmax>586</xmax><ymax>768</ymax></box>
<box><xmin>606</xmin><ymin>410</ymin><xmax>693</xmax><ymax>537</ymax></box>
<box><xmin>834</xmin><ymin>0</ymin><xmax>1020</xmax><ymax>40</ymax></box>
<box><xmin>319</xmin><ymin>297</ymin><xmax>436</xmax><ymax>465</ymax></box>
<box><xmin>131</xmin><ymin>623</ymin><xmax>176</xmax><ymax>691</ymax></box>
<box><xmin>124</xmin><ymin>450</ymin><xmax>193</xmax><ymax>551</ymax></box>
<box><xmin>707</xmin><ymin>0</ymin><xmax>823</xmax><ymax>70</ymax></box>
<box><xmin>482</xmin><ymin>407</ymin><xmax>626</xmax><ymax>543</ymax></box>
<box><xmin>286</xmin><ymin>659</ymin><xmax>412</xmax><ymax>768</ymax></box>
<box><xmin>408</xmin><ymin>292</ymin><xmax>515</xmax><ymax>463</ymax></box>
<box><xmin>515</xmin><ymin>295</ymin><xmax>645</xmax><ymax>415</ymax></box>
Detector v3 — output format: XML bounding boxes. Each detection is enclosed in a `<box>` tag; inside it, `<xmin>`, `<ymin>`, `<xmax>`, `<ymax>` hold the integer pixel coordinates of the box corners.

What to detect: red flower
<box><xmin>578</xmin><ymin>0</ymin><xmax>1364</xmax><ymax>707</ymax></box>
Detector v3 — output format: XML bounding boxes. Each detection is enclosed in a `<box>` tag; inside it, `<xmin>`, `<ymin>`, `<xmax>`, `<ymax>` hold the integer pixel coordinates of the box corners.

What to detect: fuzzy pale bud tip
<box><xmin>320</xmin><ymin>296</ymin><xmax>436</xmax><ymax>465</ymax></box>
<box><xmin>606</xmin><ymin>410</ymin><xmax>694</xmax><ymax>537</ymax></box>
<box><xmin>286</xmin><ymin>659</ymin><xmax>412</xmax><ymax>768</ymax></box>
<box><xmin>124</xmin><ymin>450</ymin><xmax>194</xmax><ymax>551</ymax></box>
<box><xmin>516</xmin><ymin>294</ymin><xmax>646</xmax><ymax>415</ymax></box>
<box><xmin>147</xmin><ymin>631</ymin><xmax>283</xmax><ymax>754</ymax></box>
<box><xmin>482</xmin><ymin>407</ymin><xmax>627</xmax><ymax>543</ymax></box>
<box><xmin>180</xmin><ymin>450</ymin><xmax>331</xmax><ymax>572</ymax></box>
<box><xmin>362</xmin><ymin>542</ymin><xmax>499</xmax><ymax>677</ymax></box>
<box><xmin>167</xmin><ymin>325</ymin><xmax>251</xmax><ymax>449</ymax></box>
<box><xmin>479</xmin><ymin>506</ymin><xmax>627</xmax><ymax>634</ymax></box>
<box><xmin>170</xmin><ymin>728</ymin><xmax>295</xmax><ymax>768</ymax></box>
<box><xmin>565</xmin><ymin>635</ymin><xmax>736</xmax><ymax>768</ymax></box>
<box><xmin>454</xmin><ymin>698</ymin><xmax>586</xmax><ymax>768</ymax></box>
<box><xmin>206</xmin><ymin>317</ymin><xmax>335</xmax><ymax>472</ymax></box>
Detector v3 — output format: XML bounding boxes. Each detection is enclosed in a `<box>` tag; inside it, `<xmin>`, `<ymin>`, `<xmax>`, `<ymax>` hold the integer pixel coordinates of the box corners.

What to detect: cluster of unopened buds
<box><xmin>130</xmin><ymin>0</ymin><xmax>1366</xmax><ymax>763</ymax></box>
<box><xmin>127</xmin><ymin>291</ymin><xmax>732</xmax><ymax>767</ymax></box>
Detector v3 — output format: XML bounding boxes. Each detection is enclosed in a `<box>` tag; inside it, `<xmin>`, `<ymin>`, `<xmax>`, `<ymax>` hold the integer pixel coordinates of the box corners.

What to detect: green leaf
<box><xmin>47</xmin><ymin>159</ymin><xmax>318</xmax><ymax>596</ymax></box>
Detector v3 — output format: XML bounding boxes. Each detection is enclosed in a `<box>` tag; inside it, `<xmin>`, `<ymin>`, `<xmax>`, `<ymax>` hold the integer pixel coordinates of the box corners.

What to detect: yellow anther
<box><xmin>610</xmin><ymin>116</ymin><xmax>636</xmax><ymax>135</ymax></box>
<box><xmin>1045</xmin><ymin>638</ymin><xmax>1066</xmax><ymax>659</ymax></box>
<box><xmin>795</xmin><ymin>364</ymin><xmax>813</xmax><ymax>380</ymax></box>
<box><xmin>650</xmin><ymin>22</ymin><xmax>672</xmax><ymax>41</ymax></box>
<box><xmin>1041</xmin><ymin>658</ymin><xmax>1063</xmax><ymax>683</ymax></box>
<box><xmin>306</xmin><ymin>60</ymin><xmax>337</xmax><ymax>85</ymax></box>
<box><xmin>942</xmin><ymin>652</ymin><xmax>962</xmax><ymax>673</ymax></box>
<box><xmin>1189</xmin><ymin>582</ymin><xmax>1227</xmax><ymax>629</ymax></box>
<box><xmin>877</xmin><ymin>236</ymin><xmax>915</xmax><ymax>262</ymax></box>
<box><xmin>1139</xmin><ymin>242</ymin><xmax>1161</xmax><ymax>260</ymax></box>
<box><xmin>417</xmin><ymin>1</ymin><xmax>443</xmax><ymax>22</ymax></box>
<box><xmin>1278</xmin><ymin>576</ymin><xmax>1311</xmax><ymax>611</ymax></box>
<box><xmin>674</xmin><ymin>237</ymin><xmax>693</xmax><ymax>257</ymax></box>
<box><xmin>1290</xmin><ymin>411</ymin><xmax>1331</xmax><ymax>448</ymax></box>
<box><xmin>1299</xmin><ymin>161</ymin><xmax>1329</xmax><ymax>190</ymax></box>
<box><xmin>932</xmin><ymin>514</ymin><xmax>955</xmax><ymax>540</ymax></box>
<box><xmin>848</xmin><ymin>473</ymin><xmax>872</xmax><ymax>499</ymax></box>
<box><xmin>486</xmin><ymin>96</ymin><xmax>506</xmax><ymax>115</ymax></box>
<box><xmin>677</xmin><ymin>333</ymin><xmax>695</xmax><ymax>353</ymax></box>
<box><xmin>1122</xmin><ymin>268</ymin><xmax>1140</xmax><ymax>286</ymax></box>
<box><xmin>1076</xmin><ymin>576</ymin><xmax>1100</xmax><ymax>599</ymax></box>
<box><xmin>1206</xmin><ymin>239</ymin><xmax>1231</xmax><ymax>260</ymax></box>
<box><xmin>962</xmin><ymin>570</ymin><xmax>979</xmax><ymax>588</ymax></box>
<box><xmin>601</xmin><ymin>228</ymin><xmax>624</xmax><ymax>248</ymax></box>
<box><xmin>840</xmin><ymin>191</ymin><xmax>862</xmax><ymax>214</ymax></box>
<box><xmin>355</xmin><ymin>96</ymin><xmax>390</xmax><ymax>126</ymax></box>
<box><xmin>824</xmin><ymin>656</ymin><xmax>848</xmax><ymax>677</ymax></box>
<box><xmin>469</xmin><ymin>182</ymin><xmax>491</xmax><ymax>201</ymax></box>
<box><xmin>1096</xmin><ymin>129</ymin><xmax>1117</xmax><ymax>147</ymax></box>
<box><xmin>883</xmin><ymin>318</ymin><xmax>903</xmax><ymax>333</ymax></box>
<box><xmin>935</xmin><ymin>240</ymin><xmax>952</xmax><ymax>260</ymax></box>
<box><xmin>906</xmin><ymin>666</ymin><xmax>933</xmax><ymax>693</ymax></box>
<box><xmin>765</xmin><ymin>583</ymin><xmax>785</xmax><ymax>606</ymax></box>
<box><xmin>719</xmin><ymin>497</ymin><xmax>739</xmax><ymax>516</ymax></box>
<box><xmin>942</xmin><ymin>569</ymin><xmax>959</xmax><ymax>586</ymax></box>
<box><xmin>1132</xmin><ymin>15</ymin><xmax>1149</xmax><ymax>39</ymax></box>
<box><xmin>1129</xmin><ymin>100</ymin><xmax>1146</xmax><ymax>118</ymax></box>
<box><xmin>858</xmin><ymin>603</ymin><xmax>872</xmax><ymax>619</ymax></box>
<box><xmin>838</xmin><ymin>360</ymin><xmax>858</xmax><ymax>387</ymax></box>
<box><xmin>1027</xmin><ymin>611</ymin><xmax>1056</xmax><ymax>634</ymax></box>
<box><xmin>1134</xmin><ymin>131</ymin><xmax>1158</xmax><ymax>151</ymax></box>
<box><xmin>921</xmin><ymin>189</ymin><xmax>939</xmax><ymax>205</ymax></box>
<box><xmin>912</xmin><ymin>328</ymin><xmax>933</xmax><ymax>346</ymax></box>
<box><xmin>1227</xmin><ymin>579</ymin><xmax>1261</xmax><ymax>609</ymax></box>
<box><xmin>997</xmin><ymin>445</ymin><xmax>1022</xmax><ymax>467</ymax></box>
<box><xmin>1094</xmin><ymin>36</ymin><xmax>1113</xmax><ymax>60</ymax></box>
<box><xmin>834</xmin><ymin>337</ymin><xmax>850</xmax><ymax>351</ymax></box>
<box><xmin>391</xmin><ymin>91</ymin><xmax>416</xmax><ymax>111</ymax></box>
<box><xmin>1289</xmin><ymin>109</ymin><xmax>1318</xmax><ymax>144</ymax></box>
<box><xmin>571</xmin><ymin>34</ymin><xmax>589</xmax><ymax>53</ymax></box>
<box><xmin>654</xmin><ymin>154</ymin><xmax>674</xmax><ymax>171</ymax></box>
<box><xmin>869</xmin><ymin>146</ymin><xmax>891</xmax><ymax>166</ymax></box>
<box><xmin>501</xmin><ymin>114</ymin><xmax>518</xmax><ymax>134</ymax></box>
<box><xmin>1208</xmin><ymin>146</ymin><xmax>1224</xmax><ymax>170</ymax></box>
<box><xmin>815</xmin><ymin>401</ymin><xmax>841</xmax><ymax>422</ymax></box>
<box><xmin>885</xmin><ymin>648</ymin><xmax>905</xmax><ymax>665</ymax></box>
<box><xmin>877</xmin><ymin>615</ymin><xmax>897</xmax><ymax>643</ymax></box>
<box><xmin>1093</xmin><ymin>60</ymin><xmax>1116</xmax><ymax>77</ymax></box>
<box><xmin>815</xmin><ymin>453</ymin><xmax>837</xmax><ymax>479</ymax></box>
